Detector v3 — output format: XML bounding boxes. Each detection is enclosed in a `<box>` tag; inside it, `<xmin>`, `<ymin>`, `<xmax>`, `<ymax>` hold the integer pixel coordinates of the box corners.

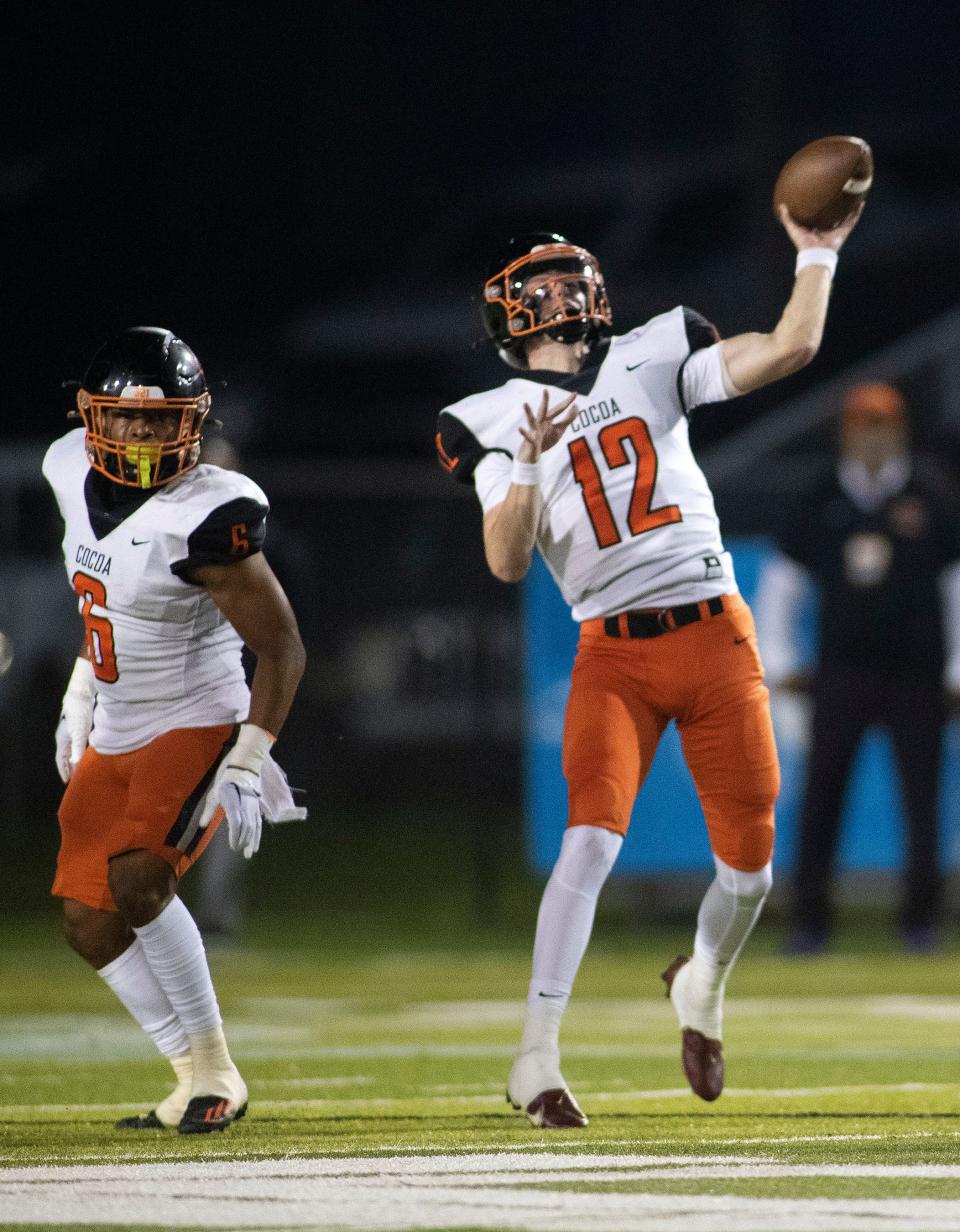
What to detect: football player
<box><xmin>45</xmin><ymin>327</ymin><xmax>306</xmax><ymax>1134</ymax></box>
<box><xmin>436</xmin><ymin>204</ymin><xmax>862</xmax><ymax>1127</ymax></box>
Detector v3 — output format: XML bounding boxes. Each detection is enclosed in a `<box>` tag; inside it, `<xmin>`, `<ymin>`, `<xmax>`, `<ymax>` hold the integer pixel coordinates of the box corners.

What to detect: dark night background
<box><xmin>4</xmin><ymin>2</ymin><xmax>959</xmax><ymax>460</ymax></box>
<box><xmin>3</xmin><ymin>1</ymin><xmax>960</xmax><ymax>920</ymax></box>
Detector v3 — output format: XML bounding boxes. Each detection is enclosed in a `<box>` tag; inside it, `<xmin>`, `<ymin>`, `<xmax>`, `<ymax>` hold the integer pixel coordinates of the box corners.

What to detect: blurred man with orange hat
<box><xmin>756</xmin><ymin>381</ymin><xmax>960</xmax><ymax>953</ymax></box>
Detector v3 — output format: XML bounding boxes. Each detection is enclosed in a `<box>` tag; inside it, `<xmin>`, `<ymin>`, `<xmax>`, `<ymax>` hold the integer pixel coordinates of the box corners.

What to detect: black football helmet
<box><xmin>481</xmin><ymin>232</ymin><xmax>612</xmax><ymax>368</ymax></box>
<box><xmin>76</xmin><ymin>326</ymin><xmax>211</xmax><ymax>488</ymax></box>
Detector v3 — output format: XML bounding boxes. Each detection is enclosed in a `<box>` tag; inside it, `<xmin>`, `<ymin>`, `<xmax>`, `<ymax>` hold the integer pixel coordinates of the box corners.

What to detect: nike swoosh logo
<box><xmin>131</xmin><ymin>538</ymin><xmax>150</xmax><ymax>546</ymax></box>
<box><xmin>734</xmin><ymin>636</ymin><xmax>751</xmax><ymax>645</ymax></box>
<box><xmin>626</xmin><ymin>360</ymin><xmax>650</xmax><ymax>371</ymax></box>
<box><xmin>538</xmin><ymin>991</ymin><xmax>565</xmax><ymax>998</ymax></box>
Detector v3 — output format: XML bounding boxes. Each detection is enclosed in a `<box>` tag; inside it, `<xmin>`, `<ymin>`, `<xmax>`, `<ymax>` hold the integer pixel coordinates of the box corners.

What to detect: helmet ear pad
<box><xmin>480</xmin><ymin>235</ymin><xmax>612</xmax><ymax>368</ymax></box>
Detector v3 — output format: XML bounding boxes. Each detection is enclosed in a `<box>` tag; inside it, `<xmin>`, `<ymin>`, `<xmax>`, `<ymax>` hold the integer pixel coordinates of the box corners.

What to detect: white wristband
<box><xmin>795</xmin><ymin>247</ymin><xmax>838</xmax><ymax>277</ymax></box>
<box><xmin>228</xmin><ymin>723</ymin><xmax>275</xmax><ymax>775</ymax></box>
<box><xmin>511</xmin><ymin>458</ymin><xmax>542</xmax><ymax>486</ymax></box>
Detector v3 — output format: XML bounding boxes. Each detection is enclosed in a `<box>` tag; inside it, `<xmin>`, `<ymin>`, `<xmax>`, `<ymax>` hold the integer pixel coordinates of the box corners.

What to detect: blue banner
<box><xmin>522</xmin><ymin>536</ymin><xmax>960</xmax><ymax>875</ymax></box>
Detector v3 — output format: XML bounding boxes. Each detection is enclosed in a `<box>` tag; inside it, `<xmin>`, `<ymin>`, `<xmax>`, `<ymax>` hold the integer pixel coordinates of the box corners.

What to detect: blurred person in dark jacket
<box><xmin>756</xmin><ymin>382</ymin><xmax>960</xmax><ymax>954</ymax></box>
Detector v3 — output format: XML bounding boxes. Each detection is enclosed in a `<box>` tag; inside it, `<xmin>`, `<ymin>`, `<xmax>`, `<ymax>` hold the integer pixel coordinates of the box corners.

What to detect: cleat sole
<box><xmin>660</xmin><ymin>954</ymin><xmax>689</xmax><ymax>996</ymax></box>
<box><xmin>116</xmin><ymin>1110</ymin><xmax>169</xmax><ymax>1130</ymax></box>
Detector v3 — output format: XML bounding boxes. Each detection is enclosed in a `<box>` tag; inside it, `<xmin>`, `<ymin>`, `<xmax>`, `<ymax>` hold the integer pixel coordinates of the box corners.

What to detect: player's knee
<box><xmin>107</xmin><ymin>850</ymin><xmax>176</xmax><ymax>926</ymax></box>
<box><xmin>714</xmin><ymin>853</ymin><xmax>773</xmax><ymax>901</ymax></box>
<box><xmin>554</xmin><ymin>824</ymin><xmax>622</xmax><ymax>896</ymax></box>
<box><xmin>61</xmin><ymin>900</ymin><xmax>90</xmax><ymax>957</ymax></box>
<box><xmin>61</xmin><ymin>899</ymin><xmax>130</xmax><ymax>968</ymax></box>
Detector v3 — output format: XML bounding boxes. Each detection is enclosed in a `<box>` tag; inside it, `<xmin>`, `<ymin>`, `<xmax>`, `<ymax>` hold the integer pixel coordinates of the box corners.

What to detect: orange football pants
<box><xmin>562</xmin><ymin>594</ymin><xmax>778</xmax><ymax>871</ymax></box>
<box><xmin>53</xmin><ymin>724</ymin><xmax>235</xmax><ymax>912</ymax></box>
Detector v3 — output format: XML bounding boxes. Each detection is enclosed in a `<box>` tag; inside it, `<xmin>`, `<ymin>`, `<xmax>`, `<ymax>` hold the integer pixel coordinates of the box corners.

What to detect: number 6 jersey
<box><xmin>436</xmin><ymin>306</ymin><xmax>738</xmax><ymax>620</ymax></box>
<box><xmin>43</xmin><ymin>428</ymin><xmax>269</xmax><ymax>754</ymax></box>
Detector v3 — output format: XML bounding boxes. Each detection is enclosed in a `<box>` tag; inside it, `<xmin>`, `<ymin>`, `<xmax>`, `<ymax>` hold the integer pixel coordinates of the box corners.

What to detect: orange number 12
<box><xmin>568</xmin><ymin>416</ymin><xmax>682</xmax><ymax>549</ymax></box>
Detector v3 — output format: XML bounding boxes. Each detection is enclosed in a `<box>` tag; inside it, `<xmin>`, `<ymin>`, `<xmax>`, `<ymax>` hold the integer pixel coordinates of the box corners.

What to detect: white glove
<box><xmin>260</xmin><ymin>753</ymin><xmax>308</xmax><ymax>824</ymax></box>
<box><xmin>208</xmin><ymin>766</ymin><xmax>263</xmax><ymax>859</ymax></box>
<box><xmin>197</xmin><ymin>723</ymin><xmax>274</xmax><ymax>859</ymax></box>
<box><xmin>55</xmin><ymin>657</ymin><xmax>96</xmax><ymax>784</ymax></box>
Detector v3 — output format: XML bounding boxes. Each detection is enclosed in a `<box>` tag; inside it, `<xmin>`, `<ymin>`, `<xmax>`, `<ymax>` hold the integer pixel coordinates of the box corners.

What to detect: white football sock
<box><xmin>676</xmin><ymin>855</ymin><xmax>772</xmax><ymax>1039</ymax></box>
<box><xmin>98</xmin><ymin>940</ymin><xmax>192</xmax><ymax>1126</ymax></box>
<box><xmin>132</xmin><ymin>897</ymin><xmax>222</xmax><ymax>1035</ymax></box>
<box><xmin>133</xmin><ymin>897</ymin><xmax>245</xmax><ymax>1102</ymax></box>
<box><xmin>518</xmin><ymin>825</ymin><xmax>622</xmax><ymax>1056</ymax></box>
<box><xmin>98</xmin><ymin>939</ymin><xmax>189</xmax><ymax>1056</ymax></box>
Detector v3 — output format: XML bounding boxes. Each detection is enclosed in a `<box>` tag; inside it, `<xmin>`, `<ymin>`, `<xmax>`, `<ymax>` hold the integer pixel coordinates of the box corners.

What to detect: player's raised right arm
<box><xmin>482</xmin><ymin>390</ymin><xmax>577</xmax><ymax>583</ymax></box>
<box><xmin>719</xmin><ymin>203</ymin><xmax>863</xmax><ymax>396</ymax></box>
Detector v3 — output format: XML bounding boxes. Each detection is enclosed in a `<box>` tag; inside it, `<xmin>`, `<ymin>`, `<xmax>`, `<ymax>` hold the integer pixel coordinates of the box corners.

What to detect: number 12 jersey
<box><xmin>436</xmin><ymin>305</ymin><xmax>738</xmax><ymax>620</ymax></box>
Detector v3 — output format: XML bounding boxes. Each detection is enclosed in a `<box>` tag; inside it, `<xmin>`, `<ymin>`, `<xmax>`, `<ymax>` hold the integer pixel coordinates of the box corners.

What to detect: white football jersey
<box><xmin>43</xmin><ymin>428</ymin><xmax>269</xmax><ymax>754</ymax></box>
<box><xmin>437</xmin><ymin>306</ymin><xmax>738</xmax><ymax>620</ymax></box>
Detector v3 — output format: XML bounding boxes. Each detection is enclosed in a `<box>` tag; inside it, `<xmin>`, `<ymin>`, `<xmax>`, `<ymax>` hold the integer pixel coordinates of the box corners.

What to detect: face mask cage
<box><xmin>77</xmin><ymin>389</ymin><xmax>211</xmax><ymax>488</ymax></box>
<box><xmin>483</xmin><ymin>243</ymin><xmax>612</xmax><ymax>344</ymax></box>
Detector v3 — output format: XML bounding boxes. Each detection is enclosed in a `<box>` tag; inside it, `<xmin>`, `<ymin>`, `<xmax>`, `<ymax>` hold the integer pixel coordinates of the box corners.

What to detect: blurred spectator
<box><xmin>755</xmin><ymin>382</ymin><xmax>960</xmax><ymax>954</ymax></box>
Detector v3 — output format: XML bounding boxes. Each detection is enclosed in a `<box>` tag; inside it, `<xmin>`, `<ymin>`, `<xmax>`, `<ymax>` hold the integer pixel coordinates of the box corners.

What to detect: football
<box><xmin>772</xmin><ymin>136</ymin><xmax>873</xmax><ymax>230</ymax></box>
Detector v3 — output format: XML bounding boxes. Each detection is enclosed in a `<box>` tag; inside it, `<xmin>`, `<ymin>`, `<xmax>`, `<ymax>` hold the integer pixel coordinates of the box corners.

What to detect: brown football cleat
<box><xmin>661</xmin><ymin>955</ymin><xmax>724</xmax><ymax>1102</ymax></box>
<box><xmin>507</xmin><ymin>1086</ymin><xmax>589</xmax><ymax>1129</ymax></box>
<box><xmin>506</xmin><ymin>1048</ymin><xmax>589</xmax><ymax>1128</ymax></box>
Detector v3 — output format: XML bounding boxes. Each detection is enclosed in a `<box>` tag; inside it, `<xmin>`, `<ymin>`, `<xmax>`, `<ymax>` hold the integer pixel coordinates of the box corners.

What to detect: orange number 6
<box><xmin>72</xmin><ymin>571</ymin><xmax>119</xmax><ymax>683</ymax></box>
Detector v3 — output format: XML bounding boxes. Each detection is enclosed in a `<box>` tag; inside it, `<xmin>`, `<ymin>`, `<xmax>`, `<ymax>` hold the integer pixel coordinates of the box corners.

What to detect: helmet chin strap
<box><xmin>541</xmin><ymin>309</ymin><xmax>591</xmax><ymax>342</ymax></box>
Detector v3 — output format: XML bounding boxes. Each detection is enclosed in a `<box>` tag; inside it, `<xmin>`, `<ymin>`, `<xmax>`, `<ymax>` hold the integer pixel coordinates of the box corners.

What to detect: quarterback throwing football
<box><xmin>44</xmin><ymin>327</ymin><xmax>306</xmax><ymax>1133</ymax></box>
<box><xmin>436</xmin><ymin>205</ymin><xmax>861</xmax><ymax>1127</ymax></box>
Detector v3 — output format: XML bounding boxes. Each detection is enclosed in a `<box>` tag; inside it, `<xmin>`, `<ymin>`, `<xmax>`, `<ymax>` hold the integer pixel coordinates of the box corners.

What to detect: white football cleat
<box><xmin>506</xmin><ymin>1049</ymin><xmax>588</xmax><ymax>1129</ymax></box>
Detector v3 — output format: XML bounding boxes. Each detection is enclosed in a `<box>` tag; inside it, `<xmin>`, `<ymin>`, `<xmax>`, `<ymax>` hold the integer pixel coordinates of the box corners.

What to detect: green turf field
<box><xmin>2</xmin><ymin>907</ymin><xmax>960</xmax><ymax>1230</ymax></box>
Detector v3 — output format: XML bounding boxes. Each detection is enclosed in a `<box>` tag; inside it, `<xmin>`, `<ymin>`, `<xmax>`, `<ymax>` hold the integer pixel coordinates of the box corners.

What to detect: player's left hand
<box><xmin>518</xmin><ymin>389</ymin><xmax>578</xmax><ymax>462</ymax></box>
<box><xmin>200</xmin><ymin>764</ymin><xmax>263</xmax><ymax>859</ymax></box>
<box><xmin>197</xmin><ymin>723</ymin><xmax>275</xmax><ymax>859</ymax></box>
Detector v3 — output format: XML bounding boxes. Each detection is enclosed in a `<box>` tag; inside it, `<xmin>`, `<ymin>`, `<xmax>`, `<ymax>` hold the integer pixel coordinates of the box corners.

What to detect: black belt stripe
<box><xmin>603</xmin><ymin>595</ymin><xmax>724</xmax><ymax>639</ymax></box>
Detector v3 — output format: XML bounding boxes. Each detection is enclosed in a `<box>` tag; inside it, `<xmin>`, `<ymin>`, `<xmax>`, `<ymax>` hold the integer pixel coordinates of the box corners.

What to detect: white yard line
<box><xmin>389</xmin><ymin>1132</ymin><xmax>960</xmax><ymax>1151</ymax></box>
<box><xmin>4</xmin><ymin>1154</ymin><xmax>960</xmax><ymax>1230</ymax></box>
<box><xmin>865</xmin><ymin>998</ymin><xmax>960</xmax><ymax>1021</ymax></box>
